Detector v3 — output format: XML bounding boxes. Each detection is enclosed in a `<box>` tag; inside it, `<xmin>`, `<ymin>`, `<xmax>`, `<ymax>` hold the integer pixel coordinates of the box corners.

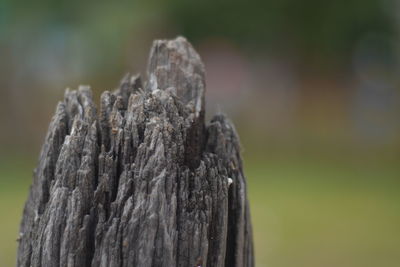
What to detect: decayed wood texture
<box><xmin>17</xmin><ymin>37</ymin><xmax>254</xmax><ymax>267</ymax></box>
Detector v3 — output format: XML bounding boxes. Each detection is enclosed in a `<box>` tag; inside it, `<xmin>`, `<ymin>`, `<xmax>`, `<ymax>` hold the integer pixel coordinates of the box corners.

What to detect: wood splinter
<box><xmin>17</xmin><ymin>36</ymin><xmax>254</xmax><ymax>267</ymax></box>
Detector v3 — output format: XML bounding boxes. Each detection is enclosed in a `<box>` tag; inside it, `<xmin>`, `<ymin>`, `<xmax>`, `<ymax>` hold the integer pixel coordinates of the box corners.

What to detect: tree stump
<box><xmin>17</xmin><ymin>37</ymin><xmax>254</xmax><ymax>267</ymax></box>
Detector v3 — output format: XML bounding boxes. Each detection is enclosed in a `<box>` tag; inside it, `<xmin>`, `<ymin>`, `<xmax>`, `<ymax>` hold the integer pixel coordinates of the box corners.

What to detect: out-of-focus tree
<box><xmin>169</xmin><ymin>0</ymin><xmax>396</xmax><ymax>69</ymax></box>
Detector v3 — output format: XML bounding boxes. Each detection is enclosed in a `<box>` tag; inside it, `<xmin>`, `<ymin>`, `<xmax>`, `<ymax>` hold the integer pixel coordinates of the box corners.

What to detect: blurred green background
<box><xmin>1</xmin><ymin>0</ymin><xmax>400</xmax><ymax>266</ymax></box>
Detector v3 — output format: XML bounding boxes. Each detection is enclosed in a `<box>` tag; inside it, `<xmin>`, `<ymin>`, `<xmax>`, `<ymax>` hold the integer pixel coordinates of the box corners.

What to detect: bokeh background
<box><xmin>1</xmin><ymin>0</ymin><xmax>400</xmax><ymax>266</ymax></box>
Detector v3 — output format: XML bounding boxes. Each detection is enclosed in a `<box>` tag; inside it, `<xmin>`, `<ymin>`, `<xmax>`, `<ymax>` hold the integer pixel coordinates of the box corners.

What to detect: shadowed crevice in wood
<box><xmin>17</xmin><ymin>37</ymin><xmax>254</xmax><ymax>267</ymax></box>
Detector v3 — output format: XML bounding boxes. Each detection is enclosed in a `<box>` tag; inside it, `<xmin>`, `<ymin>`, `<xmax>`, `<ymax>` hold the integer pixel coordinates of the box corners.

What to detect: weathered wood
<box><xmin>17</xmin><ymin>37</ymin><xmax>254</xmax><ymax>267</ymax></box>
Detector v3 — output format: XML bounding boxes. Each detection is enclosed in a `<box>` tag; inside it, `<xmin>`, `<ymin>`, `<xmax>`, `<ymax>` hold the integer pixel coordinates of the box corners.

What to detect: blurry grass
<box><xmin>0</xmin><ymin>152</ymin><xmax>399</xmax><ymax>266</ymax></box>
<box><xmin>246</xmin><ymin>155</ymin><xmax>400</xmax><ymax>267</ymax></box>
<box><xmin>0</xmin><ymin>157</ymin><xmax>34</xmax><ymax>267</ymax></box>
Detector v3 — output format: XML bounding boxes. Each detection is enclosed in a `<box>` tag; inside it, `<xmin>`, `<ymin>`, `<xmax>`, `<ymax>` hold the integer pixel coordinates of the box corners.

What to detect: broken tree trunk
<box><xmin>17</xmin><ymin>37</ymin><xmax>254</xmax><ymax>267</ymax></box>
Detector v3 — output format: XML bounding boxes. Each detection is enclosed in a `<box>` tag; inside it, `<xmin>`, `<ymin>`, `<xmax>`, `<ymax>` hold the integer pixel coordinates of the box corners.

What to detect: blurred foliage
<box><xmin>0</xmin><ymin>0</ymin><xmax>397</xmax><ymax>67</ymax></box>
<box><xmin>169</xmin><ymin>0</ymin><xmax>396</xmax><ymax>65</ymax></box>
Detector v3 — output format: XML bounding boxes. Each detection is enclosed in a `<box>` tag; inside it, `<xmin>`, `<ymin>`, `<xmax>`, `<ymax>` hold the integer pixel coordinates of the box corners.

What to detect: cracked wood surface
<box><xmin>17</xmin><ymin>37</ymin><xmax>254</xmax><ymax>267</ymax></box>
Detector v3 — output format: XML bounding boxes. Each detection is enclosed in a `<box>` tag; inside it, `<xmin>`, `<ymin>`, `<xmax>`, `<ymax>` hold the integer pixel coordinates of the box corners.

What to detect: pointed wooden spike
<box><xmin>147</xmin><ymin>36</ymin><xmax>205</xmax><ymax>118</ymax></box>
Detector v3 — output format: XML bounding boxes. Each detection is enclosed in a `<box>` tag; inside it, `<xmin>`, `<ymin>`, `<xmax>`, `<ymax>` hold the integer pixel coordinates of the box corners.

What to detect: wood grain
<box><xmin>17</xmin><ymin>37</ymin><xmax>254</xmax><ymax>267</ymax></box>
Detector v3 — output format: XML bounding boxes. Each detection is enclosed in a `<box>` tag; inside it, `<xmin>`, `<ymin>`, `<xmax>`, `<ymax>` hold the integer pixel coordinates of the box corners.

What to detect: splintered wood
<box><xmin>17</xmin><ymin>37</ymin><xmax>254</xmax><ymax>267</ymax></box>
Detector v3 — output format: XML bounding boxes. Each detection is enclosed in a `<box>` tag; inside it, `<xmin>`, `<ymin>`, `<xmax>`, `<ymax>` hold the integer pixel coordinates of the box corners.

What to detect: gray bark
<box><xmin>17</xmin><ymin>37</ymin><xmax>254</xmax><ymax>267</ymax></box>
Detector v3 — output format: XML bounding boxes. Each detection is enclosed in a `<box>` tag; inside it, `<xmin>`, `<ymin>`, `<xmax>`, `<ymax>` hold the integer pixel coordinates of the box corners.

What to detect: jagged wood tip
<box><xmin>17</xmin><ymin>37</ymin><xmax>253</xmax><ymax>267</ymax></box>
